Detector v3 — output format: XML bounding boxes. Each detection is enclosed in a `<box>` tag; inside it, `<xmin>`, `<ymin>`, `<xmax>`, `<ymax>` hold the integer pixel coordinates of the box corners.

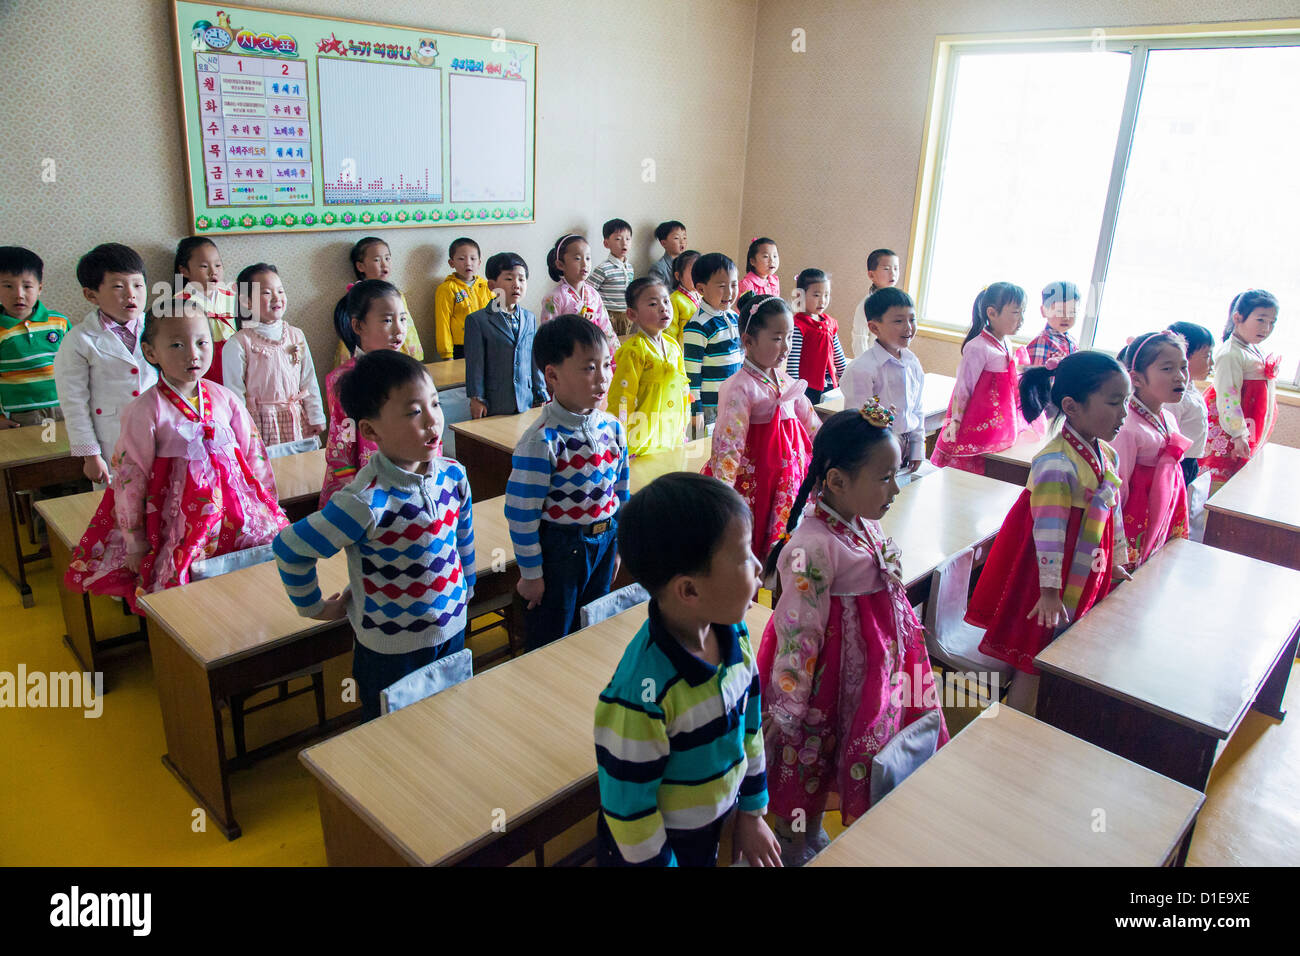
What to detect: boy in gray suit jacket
<box><xmin>465</xmin><ymin>253</ymin><xmax>549</xmax><ymax>418</ymax></box>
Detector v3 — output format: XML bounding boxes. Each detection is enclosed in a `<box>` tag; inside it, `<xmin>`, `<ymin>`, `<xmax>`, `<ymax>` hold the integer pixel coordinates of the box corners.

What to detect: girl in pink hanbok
<box><xmin>758</xmin><ymin>402</ymin><xmax>949</xmax><ymax>865</ymax></box>
<box><xmin>1112</xmin><ymin>331</ymin><xmax>1192</xmax><ymax>570</ymax></box>
<box><xmin>702</xmin><ymin>293</ymin><xmax>821</xmax><ymax>563</ymax></box>
<box><xmin>931</xmin><ymin>282</ymin><xmax>1034</xmax><ymax>474</ymax></box>
<box><xmin>66</xmin><ymin>300</ymin><xmax>287</xmax><ymax>612</ymax></box>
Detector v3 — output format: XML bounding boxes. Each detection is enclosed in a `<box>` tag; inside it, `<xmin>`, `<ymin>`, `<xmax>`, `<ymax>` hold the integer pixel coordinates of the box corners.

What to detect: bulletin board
<box><xmin>171</xmin><ymin>1</ymin><xmax>536</xmax><ymax>235</ymax></box>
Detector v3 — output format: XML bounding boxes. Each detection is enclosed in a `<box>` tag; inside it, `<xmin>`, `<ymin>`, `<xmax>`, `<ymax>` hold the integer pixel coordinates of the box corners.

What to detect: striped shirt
<box><xmin>588</xmin><ymin>255</ymin><xmax>635</xmax><ymax>312</ymax></box>
<box><xmin>505</xmin><ymin>401</ymin><xmax>629</xmax><ymax>580</ymax></box>
<box><xmin>595</xmin><ymin>600</ymin><xmax>767</xmax><ymax>866</ymax></box>
<box><xmin>0</xmin><ymin>301</ymin><xmax>68</xmax><ymax>416</ymax></box>
<box><xmin>273</xmin><ymin>451</ymin><xmax>475</xmax><ymax>655</ymax></box>
<box><xmin>682</xmin><ymin>302</ymin><xmax>741</xmax><ymax>413</ymax></box>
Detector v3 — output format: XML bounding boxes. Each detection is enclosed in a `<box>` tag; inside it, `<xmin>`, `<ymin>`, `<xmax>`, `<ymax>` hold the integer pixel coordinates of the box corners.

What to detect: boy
<box><xmin>649</xmin><ymin>220</ymin><xmax>687</xmax><ymax>292</ymax></box>
<box><xmin>594</xmin><ymin>472</ymin><xmax>781</xmax><ymax>867</ymax></box>
<box><xmin>587</xmin><ymin>219</ymin><xmax>636</xmax><ymax>336</ymax></box>
<box><xmin>53</xmin><ymin>243</ymin><xmax>158</xmax><ymax>485</ymax></box>
<box><xmin>1024</xmin><ymin>280</ymin><xmax>1081</xmax><ymax>367</ymax></box>
<box><xmin>851</xmin><ymin>247</ymin><xmax>901</xmax><ymax>358</ymax></box>
<box><xmin>842</xmin><ymin>287</ymin><xmax>926</xmax><ymax>472</ymax></box>
<box><xmin>506</xmin><ymin>315</ymin><xmax>629</xmax><ymax>651</ymax></box>
<box><xmin>464</xmin><ymin>252</ymin><xmax>548</xmax><ymax>418</ymax></box>
<box><xmin>273</xmin><ymin>350</ymin><xmax>475</xmax><ymax>722</ymax></box>
<box><xmin>682</xmin><ymin>252</ymin><xmax>741</xmax><ymax>436</ymax></box>
<box><xmin>434</xmin><ymin>237</ymin><xmax>494</xmax><ymax>360</ymax></box>
<box><xmin>0</xmin><ymin>246</ymin><xmax>68</xmax><ymax>428</ymax></box>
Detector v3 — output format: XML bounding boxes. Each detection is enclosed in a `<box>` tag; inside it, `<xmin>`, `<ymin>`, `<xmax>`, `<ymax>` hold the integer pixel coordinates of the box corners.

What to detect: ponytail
<box><xmin>1224</xmin><ymin>289</ymin><xmax>1279</xmax><ymax>342</ymax></box>
<box><xmin>962</xmin><ymin>281</ymin><xmax>1025</xmax><ymax>352</ymax></box>
<box><xmin>1019</xmin><ymin>365</ymin><xmax>1056</xmax><ymax>422</ymax></box>
<box><xmin>546</xmin><ymin>234</ymin><xmax>585</xmax><ymax>283</ymax></box>
<box><xmin>1022</xmin><ymin>350</ymin><xmax>1126</xmax><ymax>423</ymax></box>
<box><xmin>763</xmin><ymin>460</ymin><xmax>821</xmax><ymax>583</ymax></box>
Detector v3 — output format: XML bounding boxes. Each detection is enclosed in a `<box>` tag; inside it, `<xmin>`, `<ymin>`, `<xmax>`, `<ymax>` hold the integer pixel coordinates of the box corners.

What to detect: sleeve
<box><xmin>1213</xmin><ymin>346</ymin><xmax>1248</xmax><ymax>439</ymax></box>
<box><xmin>794</xmin><ymin>389</ymin><xmax>823</xmax><ymax>438</ymax></box>
<box><xmin>53</xmin><ymin>326</ymin><xmax>100</xmax><ymax>458</ymax></box>
<box><xmin>433</xmin><ymin>280</ymin><xmax>455</xmax><ymax>361</ymax></box>
<box><xmin>594</xmin><ymin>685</ymin><xmax>675</xmax><ymax>866</ymax></box>
<box><xmin>298</xmin><ymin>337</ymin><xmax>326</xmax><ymax>426</ymax></box>
<box><xmin>1027</xmin><ymin>452</ymin><xmax>1077</xmax><ymax>590</ymax></box>
<box><xmin>109</xmin><ymin>398</ymin><xmax>157</xmax><ymax>556</ymax></box>
<box><xmin>504</xmin><ymin>428</ymin><xmax>554</xmax><ymax>580</ymax></box>
<box><xmin>273</xmin><ymin>493</ymin><xmax>373</xmax><ymax>617</ymax></box>
<box><xmin>529</xmin><ymin>315</ymin><xmax>549</xmax><ymax>405</ymax></box>
<box><xmin>905</xmin><ymin>362</ymin><xmax>925</xmax><ymax>461</ymax></box>
<box><xmin>228</xmin><ymin>394</ymin><xmax>278</xmax><ymax>495</ymax></box>
<box><xmin>786</xmin><ymin>325</ymin><xmax>803</xmax><ymax>379</ymax></box>
<box><xmin>682</xmin><ymin>318</ymin><xmax>707</xmax><ymax>413</ymax></box>
<box><xmin>948</xmin><ymin>344</ymin><xmax>989</xmax><ymax>423</ymax></box>
<box><xmin>1110</xmin><ymin>422</ymin><xmax>1137</xmax><ymax>503</ymax></box>
<box><xmin>463</xmin><ymin>311</ymin><xmax>487</xmax><ymax>402</ymax></box>
<box><xmin>607</xmin><ymin>342</ymin><xmax>642</xmax><ymax>437</ymax></box>
<box><xmin>398</xmin><ymin>293</ymin><xmax>424</xmax><ymax>361</ymax></box>
<box><xmin>766</xmin><ymin>537</ymin><xmax>834</xmax><ymax>737</ymax></box>
<box><xmin>539</xmin><ymin>289</ymin><xmax>561</xmax><ymax>323</ymax></box>
<box><xmin>839</xmin><ymin>354</ymin><xmax>873</xmax><ymax>409</ymax></box>
<box><xmin>614</xmin><ymin>422</ymin><xmax>631</xmax><ymax>505</ymax></box>
<box><xmin>737</xmin><ymin>634</ymin><xmax>768</xmax><ymax>814</ymax></box>
<box><xmin>831</xmin><ymin>329</ymin><xmax>847</xmax><ymax>378</ymax></box>
<box><xmin>221</xmin><ymin>333</ymin><xmax>248</xmax><ymax>408</ymax></box>
<box><xmin>456</xmin><ymin>469</ymin><xmax>476</xmax><ymax>599</ymax></box>
<box><xmin>707</xmin><ymin>378</ymin><xmax>750</xmax><ymax>484</ymax></box>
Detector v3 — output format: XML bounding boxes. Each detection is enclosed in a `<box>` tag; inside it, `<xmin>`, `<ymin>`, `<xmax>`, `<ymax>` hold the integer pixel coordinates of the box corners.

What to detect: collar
<box><xmin>1045</xmin><ymin>326</ymin><xmax>1075</xmax><ymax>344</ymax></box>
<box><xmin>0</xmin><ymin>300</ymin><xmax>50</xmax><ymax>327</ymax></box>
<box><xmin>742</xmin><ymin>359</ymin><xmax>781</xmax><ymax>391</ymax></box>
<box><xmin>635</xmin><ymin>327</ymin><xmax>668</xmax><ymax>356</ymax></box>
<box><xmin>697</xmin><ymin>300</ymin><xmax>734</xmax><ymax>320</ymax></box>
<box><xmin>488</xmin><ymin>298</ymin><xmax>519</xmax><ymax>315</ymax></box>
<box><xmin>158</xmin><ymin>376</ymin><xmax>206</xmax><ymax>418</ymax></box>
<box><xmin>870</xmin><ymin>341</ymin><xmax>906</xmax><ymax>366</ymax></box>
<box><xmin>447</xmin><ymin>273</ymin><xmax>478</xmax><ymax>290</ymax></box>
<box><xmin>1062</xmin><ymin>422</ymin><xmax>1104</xmax><ymax>480</ymax></box>
<box><xmin>99</xmin><ymin>310</ymin><xmax>141</xmax><ymax>336</ymax></box>
<box><xmin>980</xmin><ymin>328</ymin><xmax>1009</xmax><ymax>355</ymax></box>
<box><xmin>545</xmin><ymin>399</ymin><xmax>600</xmax><ymax>431</ymax></box>
<box><xmin>1129</xmin><ymin>397</ymin><xmax>1168</xmax><ymax>435</ymax></box>
<box><xmin>367</xmin><ymin>448</ymin><xmax>439</xmax><ymax>490</ymax></box>
<box><xmin>250</xmin><ymin>319</ymin><xmax>285</xmax><ymax>340</ymax></box>
<box><xmin>1230</xmin><ymin>333</ymin><xmax>1264</xmax><ymax>359</ymax></box>
<box><xmin>559</xmin><ymin>278</ymin><xmax>588</xmax><ymax>298</ymax></box>
<box><xmin>646</xmin><ymin>598</ymin><xmax>741</xmax><ymax>687</ymax></box>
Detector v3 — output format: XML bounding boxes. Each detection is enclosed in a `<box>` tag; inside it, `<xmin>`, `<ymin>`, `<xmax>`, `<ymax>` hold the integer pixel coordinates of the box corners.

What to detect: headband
<box><xmin>1127</xmin><ymin>330</ymin><xmax>1177</xmax><ymax>369</ymax></box>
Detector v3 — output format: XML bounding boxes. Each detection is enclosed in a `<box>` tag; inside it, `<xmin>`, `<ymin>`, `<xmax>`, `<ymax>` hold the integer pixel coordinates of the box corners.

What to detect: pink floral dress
<box><xmin>66</xmin><ymin>379</ymin><xmax>287</xmax><ymax>613</ymax></box>
<box><xmin>931</xmin><ymin>329</ymin><xmax>1031</xmax><ymax>473</ymax></box>
<box><xmin>1111</xmin><ymin>398</ymin><xmax>1190</xmax><ymax>569</ymax></box>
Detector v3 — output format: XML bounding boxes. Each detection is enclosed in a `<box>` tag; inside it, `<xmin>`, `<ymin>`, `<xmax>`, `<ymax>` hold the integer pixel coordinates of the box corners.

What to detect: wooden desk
<box><xmin>0</xmin><ymin>420</ymin><xmax>85</xmax><ymax>606</ymax></box>
<box><xmin>981</xmin><ymin>430</ymin><xmax>1046</xmax><ymax>486</ymax></box>
<box><xmin>425</xmin><ymin>359</ymin><xmax>466</xmax><ymax>392</ymax></box>
<box><xmin>268</xmin><ymin>448</ymin><xmax>327</xmax><ymax>520</ymax></box>
<box><xmin>815</xmin><ymin>372</ymin><xmax>956</xmax><ymax>438</ymax></box>
<box><xmin>1036</xmin><ymin>539</ymin><xmax>1299</xmax><ymax>798</ymax></box>
<box><xmin>1203</xmin><ymin>443</ymin><xmax>1300</xmax><ymax>571</ymax></box>
<box><xmin>302</xmin><ymin>602</ymin><xmax>773</xmax><ymax>866</ymax></box>
<box><xmin>810</xmin><ymin>705</ymin><xmax>1203</xmax><ymax>866</ymax></box>
<box><xmin>449</xmin><ymin>407</ymin><xmax>543</xmax><ymax>500</ymax></box>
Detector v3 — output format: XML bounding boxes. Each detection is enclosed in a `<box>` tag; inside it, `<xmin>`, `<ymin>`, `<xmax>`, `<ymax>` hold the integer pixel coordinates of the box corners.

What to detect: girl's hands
<box><xmin>1231</xmin><ymin>436</ymin><xmax>1250</xmax><ymax>458</ymax></box>
<box><xmin>83</xmin><ymin>455</ymin><xmax>110</xmax><ymax>485</ymax></box>
<box><xmin>1027</xmin><ymin>588</ymin><xmax>1069</xmax><ymax>629</ymax></box>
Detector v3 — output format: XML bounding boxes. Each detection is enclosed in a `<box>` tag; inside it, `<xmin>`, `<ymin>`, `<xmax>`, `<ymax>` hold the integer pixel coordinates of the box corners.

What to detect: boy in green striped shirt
<box><xmin>594</xmin><ymin>472</ymin><xmax>782</xmax><ymax>867</ymax></box>
<box><xmin>0</xmin><ymin>247</ymin><xmax>67</xmax><ymax>428</ymax></box>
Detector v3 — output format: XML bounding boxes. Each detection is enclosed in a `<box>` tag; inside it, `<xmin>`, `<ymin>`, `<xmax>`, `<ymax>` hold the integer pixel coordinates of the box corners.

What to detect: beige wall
<box><xmin>0</xmin><ymin>0</ymin><xmax>756</xmax><ymax>378</ymax></box>
<box><xmin>740</xmin><ymin>0</ymin><xmax>1300</xmax><ymax>447</ymax></box>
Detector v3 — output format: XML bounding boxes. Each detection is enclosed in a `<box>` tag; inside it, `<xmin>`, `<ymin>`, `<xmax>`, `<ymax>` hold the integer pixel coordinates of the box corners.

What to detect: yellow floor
<box><xmin>1</xmin><ymin>558</ymin><xmax>1296</xmax><ymax>866</ymax></box>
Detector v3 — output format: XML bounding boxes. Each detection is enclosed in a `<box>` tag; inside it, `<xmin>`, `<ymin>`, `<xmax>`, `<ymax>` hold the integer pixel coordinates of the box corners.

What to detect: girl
<box><xmin>737</xmin><ymin>237</ymin><xmax>780</xmax><ymax>298</ymax></box>
<box><xmin>223</xmin><ymin>263</ymin><xmax>326</xmax><ymax>446</ymax></box>
<box><xmin>930</xmin><ymin>282</ymin><xmax>1032</xmax><ymax>474</ymax></box>
<box><xmin>1167</xmin><ymin>321</ymin><xmax>1214</xmax><ymax>489</ymax></box>
<box><xmin>607</xmin><ymin>277</ymin><xmax>690</xmax><ymax>458</ymax></box>
<box><xmin>758</xmin><ymin>403</ymin><xmax>949</xmax><ymax>865</ymax></box>
<box><xmin>702</xmin><ymin>293</ymin><xmax>821</xmax><ymax>562</ymax></box>
<box><xmin>322</xmin><ymin>279</ymin><xmax>433</xmax><ymax>508</ymax></box>
<box><xmin>1200</xmin><ymin>289</ymin><xmax>1281</xmax><ymax>487</ymax></box>
<box><xmin>173</xmin><ymin>236</ymin><xmax>237</xmax><ymax>384</ymax></box>
<box><xmin>330</xmin><ymin>236</ymin><xmax>425</xmax><ymax>367</ymax></box>
<box><xmin>65</xmin><ymin>300</ymin><xmax>287</xmax><ymax>612</ymax></box>
<box><xmin>668</xmin><ymin>249</ymin><xmax>701</xmax><ymax>345</ymax></box>
<box><xmin>788</xmin><ymin>268</ymin><xmax>847</xmax><ymax>404</ymax></box>
<box><xmin>966</xmin><ymin>352</ymin><xmax>1132</xmax><ymax>711</ymax></box>
<box><xmin>539</xmin><ymin>234</ymin><xmax>619</xmax><ymax>359</ymax></box>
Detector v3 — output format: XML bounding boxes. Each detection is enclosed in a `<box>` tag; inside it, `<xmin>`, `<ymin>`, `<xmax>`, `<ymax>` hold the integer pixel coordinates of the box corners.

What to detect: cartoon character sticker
<box><xmin>414</xmin><ymin>38</ymin><xmax>438</xmax><ymax>66</ymax></box>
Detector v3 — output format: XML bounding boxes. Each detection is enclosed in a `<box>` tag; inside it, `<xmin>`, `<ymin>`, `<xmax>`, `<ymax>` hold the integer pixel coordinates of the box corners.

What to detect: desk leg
<box><xmin>455</xmin><ymin>434</ymin><xmax>509</xmax><ymax>502</ymax></box>
<box><xmin>0</xmin><ymin>469</ymin><xmax>33</xmax><ymax>607</ymax></box>
<box><xmin>148</xmin><ymin>620</ymin><xmax>240</xmax><ymax>840</ymax></box>
<box><xmin>1251</xmin><ymin>626</ymin><xmax>1298</xmax><ymax>722</ymax></box>
<box><xmin>312</xmin><ymin>779</ymin><xmax>411</xmax><ymax>866</ymax></box>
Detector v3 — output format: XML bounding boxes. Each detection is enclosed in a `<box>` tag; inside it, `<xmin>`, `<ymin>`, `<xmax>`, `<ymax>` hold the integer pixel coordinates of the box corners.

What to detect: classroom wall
<box><xmin>0</xmin><ymin>0</ymin><xmax>757</xmax><ymax>383</ymax></box>
<box><xmin>740</xmin><ymin>0</ymin><xmax>1300</xmax><ymax>448</ymax></box>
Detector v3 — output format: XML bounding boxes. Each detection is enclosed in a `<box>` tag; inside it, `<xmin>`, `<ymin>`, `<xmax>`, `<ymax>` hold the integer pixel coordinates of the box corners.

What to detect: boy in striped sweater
<box><xmin>506</xmin><ymin>315</ymin><xmax>629</xmax><ymax>651</ymax></box>
<box><xmin>594</xmin><ymin>473</ymin><xmax>781</xmax><ymax>867</ymax></box>
<box><xmin>274</xmin><ymin>350</ymin><xmax>474</xmax><ymax>722</ymax></box>
<box><xmin>0</xmin><ymin>247</ymin><xmax>68</xmax><ymax>428</ymax></box>
<box><xmin>682</xmin><ymin>253</ymin><xmax>741</xmax><ymax>438</ymax></box>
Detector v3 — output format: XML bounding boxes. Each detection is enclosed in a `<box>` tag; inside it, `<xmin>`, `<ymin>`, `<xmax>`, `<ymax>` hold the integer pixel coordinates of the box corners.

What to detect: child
<box><xmin>668</xmin><ymin>249</ymin><xmax>701</xmax><ymax>345</ymax></box>
<box><xmin>222</xmin><ymin>263</ymin><xmax>326</xmax><ymax>445</ymax></box>
<box><xmin>1167</xmin><ymin>321</ymin><xmax>1215</xmax><ymax>487</ymax></box>
<box><xmin>0</xmin><ymin>246</ymin><xmax>68</xmax><ymax>428</ymax></box>
<box><xmin>682</xmin><ymin>252</ymin><xmax>742</xmax><ymax>435</ymax></box>
<box><xmin>595</xmin><ymin>472</ymin><xmax>781</xmax><ymax>867</ymax></box>
<box><xmin>588</xmin><ymin>219</ymin><xmax>636</xmax><ymax>336</ymax></box>
<box><xmin>172</xmin><ymin>236</ymin><xmax>238</xmax><ymax>383</ymax></box>
<box><xmin>434</xmin><ymin>236</ymin><xmax>493</xmax><ymax>361</ymax></box>
<box><xmin>737</xmin><ymin>237</ymin><xmax>780</xmax><ymax>298</ymax></box>
<box><xmin>1200</xmin><ymin>289</ymin><xmax>1280</xmax><ymax>487</ymax></box>
<box><xmin>608</xmin><ymin>277</ymin><xmax>690</xmax><ymax>457</ymax></box>
<box><xmin>648</xmin><ymin>220</ymin><xmax>687</xmax><ymax>292</ymax></box>
<box><xmin>703</xmin><ymin>294</ymin><xmax>820</xmax><ymax>563</ymax></box>
<box><xmin>930</xmin><ymin>282</ymin><xmax>1030</xmax><ymax>474</ymax></box>
<box><xmin>65</xmin><ymin>300</ymin><xmax>287</xmax><ymax>612</ymax></box>
<box><xmin>787</xmin><ymin>268</ymin><xmax>846</xmax><ymax>404</ymax></box>
<box><xmin>851</xmin><ymin>248</ymin><xmax>901</xmax><ymax>356</ymax></box>
<box><xmin>274</xmin><ymin>350</ymin><xmax>474</xmax><ymax>723</ymax></box>
<box><xmin>758</xmin><ymin>403</ymin><xmax>949</xmax><ymax>864</ymax></box>
<box><xmin>1113</xmin><ymin>331</ymin><xmax>1191</xmax><ymax>569</ymax></box>
<box><xmin>331</xmin><ymin>237</ymin><xmax>426</xmax><ymax>366</ymax></box>
<box><xmin>841</xmin><ymin>287</ymin><xmax>925</xmax><ymax>472</ymax></box>
<box><xmin>1023</xmin><ymin>281</ymin><xmax>1081</xmax><ymax>368</ymax></box>
<box><xmin>54</xmin><ymin>243</ymin><xmax>159</xmax><ymax>485</ymax></box>
<box><xmin>322</xmin><ymin>279</ymin><xmax>424</xmax><ymax>509</ymax></box>
<box><xmin>506</xmin><ymin>315</ymin><xmax>629</xmax><ymax>651</ymax></box>
<box><xmin>966</xmin><ymin>352</ymin><xmax>1132</xmax><ymax>711</ymax></box>
<box><xmin>540</xmin><ymin>234</ymin><xmax>619</xmax><ymax>359</ymax></box>
<box><xmin>464</xmin><ymin>252</ymin><xmax>548</xmax><ymax>418</ymax></box>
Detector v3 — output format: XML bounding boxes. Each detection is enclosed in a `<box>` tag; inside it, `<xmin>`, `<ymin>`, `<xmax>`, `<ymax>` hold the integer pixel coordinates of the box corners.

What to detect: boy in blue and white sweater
<box><xmin>274</xmin><ymin>350</ymin><xmax>475</xmax><ymax>721</ymax></box>
<box><xmin>506</xmin><ymin>315</ymin><xmax>629</xmax><ymax>651</ymax></box>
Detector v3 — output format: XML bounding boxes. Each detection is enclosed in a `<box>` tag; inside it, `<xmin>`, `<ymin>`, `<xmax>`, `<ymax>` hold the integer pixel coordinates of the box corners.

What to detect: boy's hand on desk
<box><xmin>904</xmin><ymin>458</ymin><xmax>922</xmax><ymax>473</ymax></box>
<box><xmin>314</xmin><ymin>587</ymin><xmax>351</xmax><ymax>620</ymax></box>
<box><xmin>0</xmin><ymin>416</ymin><xmax>20</xmax><ymax>429</ymax></box>
<box><xmin>734</xmin><ymin>812</ymin><xmax>783</xmax><ymax>867</ymax></box>
<box><xmin>83</xmin><ymin>454</ymin><xmax>110</xmax><ymax>484</ymax></box>
<box><xmin>517</xmin><ymin>576</ymin><xmax>544</xmax><ymax>609</ymax></box>
<box><xmin>469</xmin><ymin>398</ymin><xmax>488</xmax><ymax>419</ymax></box>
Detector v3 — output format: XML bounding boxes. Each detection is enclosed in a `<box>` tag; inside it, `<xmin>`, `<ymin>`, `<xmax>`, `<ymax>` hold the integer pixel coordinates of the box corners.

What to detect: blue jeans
<box><xmin>524</xmin><ymin>519</ymin><xmax>619</xmax><ymax>651</ymax></box>
<box><xmin>352</xmin><ymin>630</ymin><xmax>466</xmax><ymax>722</ymax></box>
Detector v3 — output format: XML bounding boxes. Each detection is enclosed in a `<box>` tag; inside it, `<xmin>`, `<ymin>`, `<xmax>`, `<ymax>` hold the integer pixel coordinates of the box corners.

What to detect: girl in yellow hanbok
<box><xmin>607</xmin><ymin>277</ymin><xmax>691</xmax><ymax>458</ymax></box>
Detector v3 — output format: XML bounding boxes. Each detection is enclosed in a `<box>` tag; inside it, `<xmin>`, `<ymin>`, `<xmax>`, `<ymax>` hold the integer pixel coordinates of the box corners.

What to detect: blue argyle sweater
<box><xmin>273</xmin><ymin>451</ymin><xmax>476</xmax><ymax>654</ymax></box>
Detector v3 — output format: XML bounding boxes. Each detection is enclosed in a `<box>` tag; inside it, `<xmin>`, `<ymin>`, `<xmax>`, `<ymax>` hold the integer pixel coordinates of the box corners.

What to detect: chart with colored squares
<box><xmin>172</xmin><ymin>2</ymin><xmax>537</xmax><ymax>235</ymax></box>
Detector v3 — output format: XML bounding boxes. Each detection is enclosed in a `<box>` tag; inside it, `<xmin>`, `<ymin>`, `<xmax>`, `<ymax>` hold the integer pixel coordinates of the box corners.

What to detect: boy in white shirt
<box><xmin>842</xmin><ymin>287</ymin><xmax>925</xmax><ymax>473</ymax></box>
